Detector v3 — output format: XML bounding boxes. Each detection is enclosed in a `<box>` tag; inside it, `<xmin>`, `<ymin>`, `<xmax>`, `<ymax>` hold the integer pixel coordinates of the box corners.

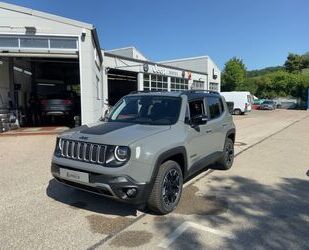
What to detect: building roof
<box><xmin>0</xmin><ymin>1</ymin><xmax>93</xmax><ymax>29</ymax></box>
<box><xmin>106</xmin><ymin>46</ymin><xmax>148</xmax><ymax>61</ymax></box>
<box><xmin>159</xmin><ymin>55</ymin><xmax>209</xmax><ymax>63</ymax></box>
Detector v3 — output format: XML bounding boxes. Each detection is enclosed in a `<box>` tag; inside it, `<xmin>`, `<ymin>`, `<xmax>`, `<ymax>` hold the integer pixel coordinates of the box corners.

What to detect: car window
<box><xmin>219</xmin><ymin>98</ymin><xmax>224</xmax><ymax>113</ymax></box>
<box><xmin>207</xmin><ymin>96</ymin><xmax>222</xmax><ymax>119</ymax></box>
<box><xmin>108</xmin><ymin>96</ymin><xmax>181</xmax><ymax>125</ymax></box>
<box><xmin>189</xmin><ymin>99</ymin><xmax>205</xmax><ymax>118</ymax></box>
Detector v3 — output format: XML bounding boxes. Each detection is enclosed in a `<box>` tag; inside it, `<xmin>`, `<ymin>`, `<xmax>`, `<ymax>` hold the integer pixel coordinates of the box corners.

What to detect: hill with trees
<box><xmin>221</xmin><ymin>52</ymin><xmax>309</xmax><ymax>101</ymax></box>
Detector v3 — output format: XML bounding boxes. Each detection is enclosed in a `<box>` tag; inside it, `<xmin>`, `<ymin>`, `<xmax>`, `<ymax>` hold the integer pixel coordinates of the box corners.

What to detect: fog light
<box><xmin>114</xmin><ymin>176</ymin><xmax>128</xmax><ymax>183</ymax></box>
<box><xmin>126</xmin><ymin>188</ymin><xmax>137</xmax><ymax>198</ymax></box>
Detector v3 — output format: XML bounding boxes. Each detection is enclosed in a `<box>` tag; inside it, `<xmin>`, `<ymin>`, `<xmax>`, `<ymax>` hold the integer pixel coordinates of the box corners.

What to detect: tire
<box><xmin>233</xmin><ymin>109</ymin><xmax>242</xmax><ymax>115</ymax></box>
<box><xmin>147</xmin><ymin>160</ymin><xmax>183</xmax><ymax>215</ymax></box>
<box><xmin>216</xmin><ymin>138</ymin><xmax>234</xmax><ymax>170</ymax></box>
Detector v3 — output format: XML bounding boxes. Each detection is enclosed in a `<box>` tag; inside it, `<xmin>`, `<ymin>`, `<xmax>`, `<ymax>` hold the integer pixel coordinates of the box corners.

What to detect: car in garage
<box><xmin>40</xmin><ymin>92</ymin><xmax>80</xmax><ymax>120</ymax></box>
<box><xmin>51</xmin><ymin>90</ymin><xmax>236</xmax><ymax>214</ymax></box>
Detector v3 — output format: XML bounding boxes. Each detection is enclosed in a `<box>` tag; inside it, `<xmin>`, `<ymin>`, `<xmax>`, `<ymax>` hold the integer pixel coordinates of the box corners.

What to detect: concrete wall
<box><xmin>207</xmin><ymin>57</ymin><xmax>221</xmax><ymax>91</ymax></box>
<box><xmin>161</xmin><ymin>57</ymin><xmax>208</xmax><ymax>73</ymax></box>
<box><xmin>78</xmin><ymin>30</ymin><xmax>103</xmax><ymax>124</ymax></box>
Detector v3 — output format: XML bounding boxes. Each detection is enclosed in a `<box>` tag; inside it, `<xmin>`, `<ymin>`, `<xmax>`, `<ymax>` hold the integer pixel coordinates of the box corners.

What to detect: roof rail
<box><xmin>182</xmin><ymin>90</ymin><xmax>220</xmax><ymax>95</ymax></box>
<box><xmin>129</xmin><ymin>90</ymin><xmax>168</xmax><ymax>94</ymax></box>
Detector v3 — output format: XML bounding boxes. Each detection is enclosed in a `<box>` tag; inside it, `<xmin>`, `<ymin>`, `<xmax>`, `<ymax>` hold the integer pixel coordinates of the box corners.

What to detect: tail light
<box><xmin>40</xmin><ymin>100</ymin><xmax>48</xmax><ymax>105</ymax></box>
<box><xmin>63</xmin><ymin>100</ymin><xmax>72</xmax><ymax>105</ymax></box>
<box><xmin>245</xmin><ymin>103</ymin><xmax>248</xmax><ymax>110</ymax></box>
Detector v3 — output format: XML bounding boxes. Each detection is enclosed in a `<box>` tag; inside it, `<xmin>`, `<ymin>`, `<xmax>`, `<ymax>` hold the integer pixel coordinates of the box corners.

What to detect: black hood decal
<box><xmin>80</xmin><ymin>122</ymin><xmax>135</xmax><ymax>135</ymax></box>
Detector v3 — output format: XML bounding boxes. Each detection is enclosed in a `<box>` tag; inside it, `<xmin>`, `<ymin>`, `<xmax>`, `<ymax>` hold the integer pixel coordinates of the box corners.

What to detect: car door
<box><xmin>205</xmin><ymin>96</ymin><xmax>227</xmax><ymax>153</ymax></box>
<box><xmin>185</xmin><ymin>98</ymin><xmax>214</xmax><ymax>172</ymax></box>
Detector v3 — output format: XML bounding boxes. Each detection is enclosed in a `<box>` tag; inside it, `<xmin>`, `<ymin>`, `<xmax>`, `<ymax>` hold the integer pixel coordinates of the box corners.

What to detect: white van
<box><xmin>220</xmin><ymin>91</ymin><xmax>253</xmax><ymax>115</ymax></box>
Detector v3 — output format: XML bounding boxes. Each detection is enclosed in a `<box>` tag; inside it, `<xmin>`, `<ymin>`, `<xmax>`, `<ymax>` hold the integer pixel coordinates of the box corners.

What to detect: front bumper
<box><xmin>51</xmin><ymin>163</ymin><xmax>151</xmax><ymax>205</ymax></box>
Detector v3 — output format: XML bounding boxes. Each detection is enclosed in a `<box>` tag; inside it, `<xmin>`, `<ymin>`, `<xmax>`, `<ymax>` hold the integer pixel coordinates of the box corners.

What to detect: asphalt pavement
<box><xmin>0</xmin><ymin>109</ymin><xmax>308</xmax><ymax>249</ymax></box>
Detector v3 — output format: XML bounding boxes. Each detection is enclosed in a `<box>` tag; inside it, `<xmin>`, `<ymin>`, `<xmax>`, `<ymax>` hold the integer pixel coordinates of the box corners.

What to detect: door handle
<box><xmin>206</xmin><ymin>129</ymin><xmax>212</xmax><ymax>133</ymax></box>
<box><xmin>222</xmin><ymin>123</ymin><xmax>228</xmax><ymax>127</ymax></box>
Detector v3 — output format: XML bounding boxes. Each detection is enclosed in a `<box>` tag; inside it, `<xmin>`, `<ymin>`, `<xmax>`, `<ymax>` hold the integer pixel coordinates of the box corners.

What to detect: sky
<box><xmin>3</xmin><ymin>0</ymin><xmax>309</xmax><ymax>70</ymax></box>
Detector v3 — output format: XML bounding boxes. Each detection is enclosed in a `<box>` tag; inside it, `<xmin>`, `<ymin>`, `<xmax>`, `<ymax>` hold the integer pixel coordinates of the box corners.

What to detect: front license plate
<box><xmin>60</xmin><ymin>168</ymin><xmax>89</xmax><ymax>183</ymax></box>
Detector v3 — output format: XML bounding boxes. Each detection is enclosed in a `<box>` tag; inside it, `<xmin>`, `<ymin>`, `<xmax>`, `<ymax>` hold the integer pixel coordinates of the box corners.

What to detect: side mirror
<box><xmin>190</xmin><ymin>115</ymin><xmax>208</xmax><ymax>126</ymax></box>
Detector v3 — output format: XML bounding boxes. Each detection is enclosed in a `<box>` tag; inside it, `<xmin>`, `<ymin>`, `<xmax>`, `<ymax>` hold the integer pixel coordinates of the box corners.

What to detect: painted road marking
<box><xmin>158</xmin><ymin>221</ymin><xmax>235</xmax><ymax>249</ymax></box>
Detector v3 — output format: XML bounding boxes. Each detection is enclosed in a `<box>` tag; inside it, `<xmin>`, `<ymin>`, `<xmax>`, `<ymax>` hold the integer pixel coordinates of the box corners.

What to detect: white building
<box><xmin>0</xmin><ymin>2</ymin><xmax>221</xmax><ymax>126</ymax></box>
<box><xmin>103</xmin><ymin>48</ymin><xmax>211</xmax><ymax>106</ymax></box>
<box><xmin>0</xmin><ymin>2</ymin><xmax>103</xmax><ymax>125</ymax></box>
<box><xmin>160</xmin><ymin>56</ymin><xmax>221</xmax><ymax>91</ymax></box>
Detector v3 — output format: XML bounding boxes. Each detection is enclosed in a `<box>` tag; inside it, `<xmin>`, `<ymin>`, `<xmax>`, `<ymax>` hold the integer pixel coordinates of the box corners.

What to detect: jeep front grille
<box><xmin>59</xmin><ymin>139</ymin><xmax>106</xmax><ymax>164</ymax></box>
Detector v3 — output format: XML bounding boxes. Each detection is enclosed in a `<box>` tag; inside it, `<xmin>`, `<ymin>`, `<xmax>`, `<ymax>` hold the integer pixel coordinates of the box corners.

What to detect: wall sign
<box><xmin>152</xmin><ymin>64</ymin><xmax>167</xmax><ymax>75</ymax></box>
<box><xmin>149</xmin><ymin>64</ymin><xmax>183</xmax><ymax>78</ymax></box>
<box><xmin>143</xmin><ymin>63</ymin><xmax>149</xmax><ymax>72</ymax></box>
<box><xmin>212</xmin><ymin>68</ymin><xmax>218</xmax><ymax>79</ymax></box>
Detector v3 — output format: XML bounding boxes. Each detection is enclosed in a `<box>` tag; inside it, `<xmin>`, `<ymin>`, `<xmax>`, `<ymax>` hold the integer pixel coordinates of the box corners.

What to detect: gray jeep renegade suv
<box><xmin>51</xmin><ymin>90</ymin><xmax>236</xmax><ymax>214</ymax></box>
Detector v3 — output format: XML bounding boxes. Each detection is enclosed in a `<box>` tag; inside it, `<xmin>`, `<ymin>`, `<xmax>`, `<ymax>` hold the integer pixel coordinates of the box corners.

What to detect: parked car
<box><xmin>259</xmin><ymin>100</ymin><xmax>276</xmax><ymax>110</ymax></box>
<box><xmin>51</xmin><ymin>90</ymin><xmax>236</xmax><ymax>214</ymax></box>
<box><xmin>220</xmin><ymin>91</ymin><xmax>253</xmax><ymax>115</ymax></box>
<box><xmin>252</xmin><ymin>99</ymin><xmax>264</xmax><ymax>110</ymax></box>
<box><xmin>40</xmin><ymin>92</ymin><xmax>80</xmax><ymax>121</ymax></box>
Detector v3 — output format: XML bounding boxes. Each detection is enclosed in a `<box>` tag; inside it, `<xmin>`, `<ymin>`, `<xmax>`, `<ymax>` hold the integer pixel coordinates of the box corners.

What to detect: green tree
<box><xmin>302</xmin><ymin>52</ymin><xmax>309</xmax><ymax>69</ymax></box>
<box><xmin>249</xmin><ymin>70</ymin><xmax>308</xmax><ymax>100</ymax></box>
<box><xmin>221</xmin><ymin>57</ymin><xmax>246</xmax><ymax>91</ymax></box>
<box><xmin>235</xmin><ymin>79</ymin><xmax>257</xmax><ymax>94</ymax></box>
<box><xmin>284</xmin><ymin>53</ymin><xmax>303</xmax><ymax>73</ymax></box>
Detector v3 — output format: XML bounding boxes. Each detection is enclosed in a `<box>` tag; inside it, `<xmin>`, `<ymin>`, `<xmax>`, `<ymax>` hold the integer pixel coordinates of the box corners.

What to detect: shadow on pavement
<box><xmin>46</xmin><ymin>178</ymin><xmax>138</xmax><ymax>217</ymax></box>
<box><xmin>155</xmin><ymin>175</ymin><xmax>309</xmax><ymax>249</ymax></box>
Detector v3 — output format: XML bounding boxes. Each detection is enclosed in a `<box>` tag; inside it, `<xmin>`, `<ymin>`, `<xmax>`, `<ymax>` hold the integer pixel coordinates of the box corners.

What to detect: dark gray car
<box><xmin>51</xmin><ymin>90</ymin><xmax>236</xmax><ymax>214</ymax></box>
<box><xmin>260</xmin><ymin>100</ymin><xmax>276</xmax><ymax>110</ymax></box>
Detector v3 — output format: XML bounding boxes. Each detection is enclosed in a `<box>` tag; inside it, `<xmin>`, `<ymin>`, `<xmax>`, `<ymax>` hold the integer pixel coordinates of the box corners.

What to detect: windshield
<box><xmin>107</xmin><ymin>96</ymin><xmax>181</xmax><ymax>125</ymax></box>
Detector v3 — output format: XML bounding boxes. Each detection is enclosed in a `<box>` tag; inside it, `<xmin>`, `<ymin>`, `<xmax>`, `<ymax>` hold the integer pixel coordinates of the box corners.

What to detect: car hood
<box><xmin>60</xmin><ymin>122</ymin><xmax>171</xmax><ymax>146</ymax></box>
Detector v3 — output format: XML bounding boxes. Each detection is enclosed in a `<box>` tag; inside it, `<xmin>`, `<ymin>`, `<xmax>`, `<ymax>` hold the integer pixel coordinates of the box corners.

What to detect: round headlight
<box><xmin>114</xmin><ymin>146</ymin><xmax>130</xmax><ymax>162</ymax></box>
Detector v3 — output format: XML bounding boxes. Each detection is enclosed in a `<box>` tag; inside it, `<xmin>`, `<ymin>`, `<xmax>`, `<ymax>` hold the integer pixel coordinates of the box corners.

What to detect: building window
<box><xmin>20</xmin><ymin>38</ymin><xmax>49</xmax><ymax>48</ymax></box>
<box><xmin>191</xmin><ymin>80</ymin><xmax>204</xmax><ymax>90</ymax></box>
<box><xmin>0</xmin><ymin>35</ymin><xmax>78</xmax><ymax>51</ymax></box>
<box><xmin>170</xmin><ymin>77</ymin><xmax>188</xmax><ymax>91</ymax></box>
<box><xmin>0</xmin><ymin>37</ymin><xmax>19</xmax><ymax>47</ymax></box>
<box><xmin>209</xmin><ymin>82</ymin><xmax>219</xmax><ymax>91</ymax></box>
<box><xmin>143</xmin><ymin>74</ymin><xmax>168</xmax><ymax>91</ymax></box>
<box><xmin>50</xmin><ymin>38</ymin><xmax>77</xmax><ymax>49</ymax></box>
